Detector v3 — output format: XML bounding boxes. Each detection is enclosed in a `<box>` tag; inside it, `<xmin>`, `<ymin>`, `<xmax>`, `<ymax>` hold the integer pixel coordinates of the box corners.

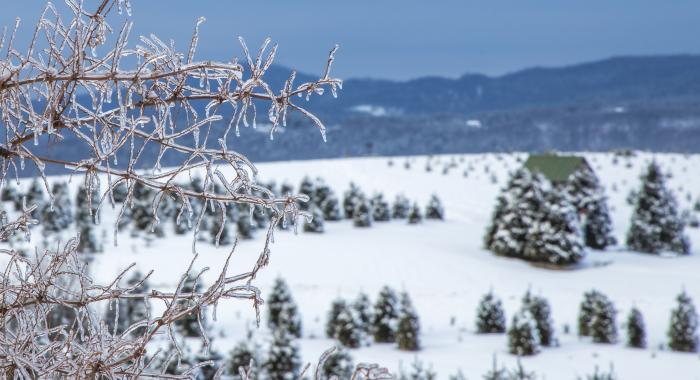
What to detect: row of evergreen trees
<box><xmin>485</xmin><ymin>161</ymin><xmax>690</xmax><ymax>266</ymax></box>
<box><xmin>475</xmin><ymin>288</ymin><xmax>699</xmax><ymax>357</ymax></box>
<box><xmin>325</xmin><ymin>287</ymin><xmax>421</xmax><ymax>351</ymax></box>
<box><xmin>3</xmin><ymin>175</ymin><xmax>446</xmax><ymax>254</ymax></box>
<box><xmin>484</xmin><ymin>166</ymin><xmax>613</xmax><ymax>266</ymax></box>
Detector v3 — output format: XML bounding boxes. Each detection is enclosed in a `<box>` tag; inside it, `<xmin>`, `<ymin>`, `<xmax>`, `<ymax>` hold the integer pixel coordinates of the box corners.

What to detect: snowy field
<box><xmin>7</xmin><ymin>152</ymin><xmax>700</xmax><ymax>379</ymax></box>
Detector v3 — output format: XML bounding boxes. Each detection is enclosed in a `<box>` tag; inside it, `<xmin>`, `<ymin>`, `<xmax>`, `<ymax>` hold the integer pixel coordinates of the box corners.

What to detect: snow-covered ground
<box><xmin>8</xmin><ymin>152</ymin><xmax>700</xmax><ymax>379</ymax></box>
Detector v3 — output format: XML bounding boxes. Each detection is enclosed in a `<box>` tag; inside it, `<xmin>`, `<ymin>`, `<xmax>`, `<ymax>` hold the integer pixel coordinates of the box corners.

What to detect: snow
<box><xmin>9</xmin><ymin>152</ymin><xmax>700</xmax><ymax>379</ymax></box>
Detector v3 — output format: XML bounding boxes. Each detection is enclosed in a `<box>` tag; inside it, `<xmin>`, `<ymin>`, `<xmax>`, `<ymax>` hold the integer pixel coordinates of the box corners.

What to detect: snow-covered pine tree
<box><xmin>313</xmin><ymin>178</ymin><xmax>332</xmax><ymax>207</ymax></box>
<box><xmin>521</xmin><ymin>291</ymin><xmax>555</xmax><ymax>346</ymax></box>
<box><xmin>353</xmin><ymin>197</ymin><xmax>373</xmax><ymax>227</ymax></box>
<box><xmin>322</xmin><ymin>346</ymin><xmax>354</xmax><ymax>380</ymax></box>
<box><xmin>522</xmin><ymin>189</ymin><xmax>584</xmax><ymax>266</ymax></box>
<box><xmin>42</xmin><ymin>181</ymin><xmax>74</xmax><ymax>233</ymax></box>
<box><xmin>668</xmin><ymin>290</ymin><xmax>699</xmax><ymax>352</ymax></box>
<box><xmin>175</xmin><ymin>275</ymin><xmax>206</xmax><ymax>338</ymax></box>
<box><xmin>321</xmin><ymin>193</ymin><xmax>343</xmax><ymax>221</ymax></box>
<box><xmin>482</xmin><ymin>355</ymin><xmax>508</xmax><ymax>380</ymax></box>
<box><xmin>130</xmin><ymin>182</ymin><xmax>155</xmax><ymax>232</ymax></box>
<box><xmin>508</xmin><ymin>360</ymin><xmax>537</xmax><ymax>380</ymax></box>
<box><xmin>475</xmin><ymin>290</ymin><xmax>506</xmax><ymax>334</ymax></box>
<box><xmin>578</xmin><ymin>290</ymin><xmax>604</xmax><ymax>337</ymax></box>
<box><xmin>399</xmin><ymin>358</ymin><xmax>436</xmax><ymax>380</ymax></box>
<box><xmin>111</xmin><ymin>181</ymin><xmax>128</xmax><ymax>203</ymax></box>
<box><xmin>590</xmin><ymin>295</ymin><xmax>617</xmax><ymax>344</ymax></box>
<box><xmin>236</xmin><ymin>204</ymin><xmax>256</xmax><ymax>240</ymax></box>
<box><xmin>425</xmin><ymin>194</ymin><xmax>444</xmax><ymax>220</ymax></box>
<box><xmin>353</xmin><ymin>292</ymin><xmax>373</xmax><ymax>338</ymax></box>
<box><xmin>265</xmin><ymin>330</ymin><xmax>302</xmax><ymax>380</ymax></box>
<box><xmin>370</xmin><ymin>193</ymin><xmax>392</xmax><ymax>222</ymax></box>
<box><xmin>267</xmin><ymin>277</ymin><xmax>302</xmax><ymax>338</ymax></box>
<box><xmin>298</xmin><ymin>176</ymin><xmax>315</xmax><ymax>210</ymax></box>
<box><xmin>566</xmin><ymin>167</ymin><xmax>615</xmax><ymax>250</ymax></box>
<box><xmin>1</xmin><ymin>180</ymin><xmax>17</xmax><ymax>202</ymax></box>
<box><xmin>392</xmin><ymin>194</ymin><xmax>410</xmax><ymax>219</ymax></box>
<box><xmin>227</xmin><ymin>339</ymin><xmax>260</xmax><ymax>379</ymax></box>
<box><xmin>26</xmin><ymin>178</ymin><xmax>45</xmax><ymax>218</ymax></box>
<box><xmin>484</xmin><ymin>194</ymin><xmax>508</xmax><ymax>249</ymax></box>
<box><xmin>75</xmin><ymin>185</ymin><xmax>101</xmax><ymax>254</ymax></box>
<box><xmin>488</xmin><ymin>169</ymin><xmax>547</xmax><ymax>259</ymax></box>
<box><xmin>343</xmin><ymin>183</ymin><xmax>363</xmax><ymax>219</ymax></box>
<box><xmin>626</xmin><ymin>161</ymin><xmax>690</xmax><ymax>255</ymax></box>
<box><xmin>407</xmin><ymin>202</ymin><xmax>422</xmax><ymax>224</ymax></box>
<box><xmin>396</xmin><ymin>292</ymin><xmax>421</xmax><ymax>351</ymax></box>
<box><xmin>104</xmin><ymin>270</ymin><xmax>150</xmax><ymax>336</ymax></box>
<box><xmin>303</xmin><ymin>205</ymin><xmax>325</xmax><ymax>233</ymax></box>
<box><xmin>507</xmin><ymin>310</ymin><xmax>541</xmax><ymax>356</ymax></box>
<box><xmin>372</xmin><ymin>286</ymin><xmax>399</xmax><ymax>343</ymax></box>
<box><xmin>326</xmin><ymin>298</ymin><xmax>347</xmax><ymax>339</ymax></box>
<box><xmin>626</xmin><ymin>307</ymin><xmax>646</xmax><ymax>348</ymax></box>
<box><xmin>334</xmin><ymin>304</ymin><xmax>363</xmax><ymax>348</ymax></box>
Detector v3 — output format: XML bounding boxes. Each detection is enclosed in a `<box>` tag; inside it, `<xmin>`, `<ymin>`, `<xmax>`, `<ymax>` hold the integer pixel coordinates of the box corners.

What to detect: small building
<box><xmin>523</xmin><ymin>154</ymin><xmax>591</xmax><ymax>185</ymax></box>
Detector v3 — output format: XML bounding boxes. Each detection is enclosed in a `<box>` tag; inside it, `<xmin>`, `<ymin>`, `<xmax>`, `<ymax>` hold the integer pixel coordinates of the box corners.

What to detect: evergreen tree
<box><xmin>303</xmin><ymin>205</ymin><xmax>325</xmax><ymax>233</ymax></box>
<box><xmin>507</xmin><ymin>360</ymin><xmax>536</xmax><ymax>380</ymax></box>
<box><xmin>488</xmin><ymin>169</ymin><xmax>547</xmax><ymax>258</ymax></box>
<box><xmin>353</xmin><ymin>198</ymin><xmax>372</xmax><ymax>227</ymax></box>
<box><xmin>482</xmin><ymin>355</ymin><xmax>508</xmax><ymax>380</ymax></box>
<box><xmin>42</xmin><ymin>181</ymin><xmax>74</xmax><ymax>233</ymax></box>
<box><xmin>392</xmin><ymin>194</ymin><xmax>410</xmax><ymax>219</ymax></box>
<box><xmin>521</xmin><ymin>291</ymin><xmax>554</xmax><ymax>346</ymax></box>
<box><xmin>590</xmin><ymin>295</ymin><xmax>617</xmax><ymax>344</ymax></box>
<box><xmin>1</xmin><ymin>180</ymin><xmax>17</xmax><ymax>202</ymax></box>
<box><xmin>566</xmin><ymin>168</ymin><xmax>615</xmax><ymax>249</ymax></box>
<box><xmin>578</xmin><ymin>290</ymin><xmax>605</xmax><ymax>337</ymax></box>
<box><xmin>668</xmin><ymin>290</ymin><xmax>699</xmax><ymax>352</ymax></box>
<box><xmin>399</xmin><ymin>358</ymin><xmax>436</xmax><ymax>380</ymax></box>
<box><xmin>236</xmin><ymin>204</ymin><xmax>255</xmax><ymax>240</ymax></box>
<box><xmin>321</xmin><ymin>194</ymin><xmax>342</xmax><ymax>221</ymax></box>
<box><xmin>111</xmin><ymin>181</ymin><xmax>129</xmax><ymax>203</ymax></box>
<box><xmin>26</xmin><ymin>178</ymin><xmax>45</xmax><ymax>212</ymax></box>
<box><xmin>484</xmin><ymin>194</ymin><xmax>508</xmax><ymax>249</ymax></box>
<box><xmin>298</xmin><ymin>176</ymin><xmax>315</xmax><ymax>210</ymax></box>
<box><xmin>370</xmin><ymin>193</ymin><xmax>392</xmax><ymax>222</ymax></box>
<box><xmin>267</xmin><ymin>277</ymin><xmax>302</xmax><ymax>338</ymax></box>
<box><xmin>372</xmin><ymin>286</ymin><xmax>399</xmax><ymax>343</ymax></box>
<box><xmin>507</xmin><ymin>310</ymin><xmax>540</xmax><ymax>356</ymax></box>
<box><xmin>334</xmin><ymin>304</ymin><xmax>363</xmax><ymax>348</ymax></box>
<box><xmin>175</xmin><ymin>275</ymin><xmax>206</xmax><ymax>337</ymax></box>
<box><xmin>75</xmin><ymin>185</ymin><xmax>101</xmax><ymax>254</ymax></box>
<box><xmin>313</xmin><ymin>178</ymin><xmax>332</xmax><ymax>206</ymax></box>
<box><xmin>343</xmin><ymin>183</ymin><xmax>363</xmax><ymax>219</ymax></box>
<box><xmin>157</xmin><ymin>340</ymin><xmax>196</xmax><ymax>376</ymax></box>
<box><xmin>326</xmin><ymin>298</ymin><xmax>347</xmax><ymax>339</ymax></box>
<box><xmin>425</xmin><ymin>194</ymin><xmax>444</xmax><ymax>220</ymax></box>
<box><xmin>396</xmin><ymin>292</ymin><xmax>420</xmax><ymax>351</ymax></box>
<box><xmin>407</xmin><ymin>202</ymin><xmax>422</xmax><ymax>224</ymax></box>
<box><xmin>626</xmin><ymin>307</ymin><xmax>646</xmax><ymax>348</ymax></box>
<box><xmin>228</xmin><ymin>340</ymin><xmax>260</xmax><ymax>379</ymax></box>
<box><xmin>523</xmin><ymin>189</ymin><xmax>584</xmax><ymax>265</ymax></box>
<box><xmin>353</xmin><ymin>292</ymin><xmax>373</xmax><ymax>337</ymax></box>
<box><xmin>104</xmin><ymin>270</ymin><xmax>150</xmax><ymax>336</ymax></box>
<box><xmin>265</xmin><ymin>331</ymin><xmax>302</xmax><ymax>380</ymax></box>
<box><xmin>627</xmin><ymin>162</ymin><xmax>690</xmax><ymax>255</ymax></box>
<box><xmin>476</xmin><ymin>291</ymin><xmax>506</xmax><ymax>334</ymax></box>
<box><xmin>321</xmin><ymin>346</ymin><xmax>354</xmax><ymax>380</ymax></box>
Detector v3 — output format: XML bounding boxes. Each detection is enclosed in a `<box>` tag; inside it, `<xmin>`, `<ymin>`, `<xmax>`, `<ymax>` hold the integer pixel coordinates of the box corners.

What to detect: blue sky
<box><xmin>2</xmin><ymin>1</ymin><xmax>699</xmax><ymax>80</ymax></box>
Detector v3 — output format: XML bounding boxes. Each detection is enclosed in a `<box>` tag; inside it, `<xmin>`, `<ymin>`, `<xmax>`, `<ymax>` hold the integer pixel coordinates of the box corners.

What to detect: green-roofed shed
<box><xmin>523</xmin><ymin>154</ymin><xmax>591</xmax><ymax>184</ymax></box>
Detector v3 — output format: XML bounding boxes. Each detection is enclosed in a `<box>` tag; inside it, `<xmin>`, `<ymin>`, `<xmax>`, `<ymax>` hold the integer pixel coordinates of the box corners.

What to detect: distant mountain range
<box><xmin>29</xmin><ymin>55</ymin><xmax>700</xmax><ymax>174</ymax></box>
